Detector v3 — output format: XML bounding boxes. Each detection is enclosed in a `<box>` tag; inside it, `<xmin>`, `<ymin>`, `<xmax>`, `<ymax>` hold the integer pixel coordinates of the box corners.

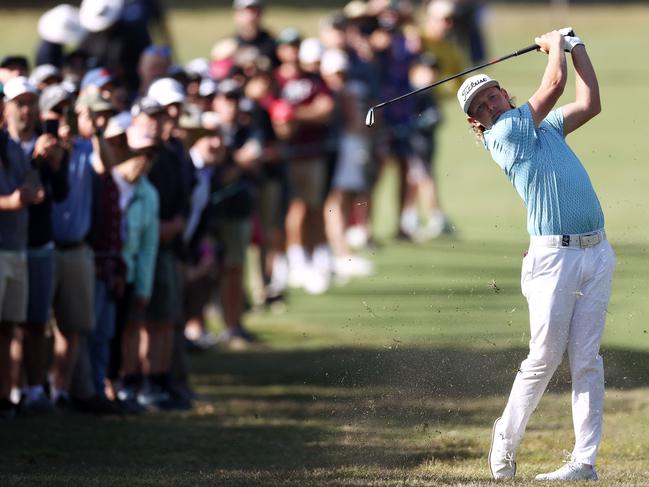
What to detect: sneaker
<box><xmin>0</xmin><ymin>398</ymin><xmax>16</xmax><ymax>419</ymax></box>
<box><xmin>535</xmin><ymin>461</ymin><xmax>598</xmax><ymax>481</ymax></box>
<box><xmin>18</xmin><ymin>394</ymin><xmax>56</xmax><ymax>416</ymax></box>
<box><xmin>72</xmin><ymin>395</ymin><xmax>124</xmax><ymax>415</ymax></box>
<box><xmin>334</xmin><ymin>255</ymin><xmax>374</xmax><ymax>278</ymax></box>
<box><xmin>301</xmin><ymin>266</ymin><xmax>330</xmax><ymax>295</ymax></box>
<box><xmin>488</xmin><ymin>417</ymin><xmax>517</xmax><ymax>480</ymax></box>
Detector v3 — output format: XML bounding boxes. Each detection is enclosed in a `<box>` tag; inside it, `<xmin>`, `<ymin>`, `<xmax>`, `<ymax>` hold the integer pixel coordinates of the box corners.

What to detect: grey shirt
<box><xmin>0</xmin><ymin>130</ymin><xmax>30</xmax><ymax>250</ymax></box>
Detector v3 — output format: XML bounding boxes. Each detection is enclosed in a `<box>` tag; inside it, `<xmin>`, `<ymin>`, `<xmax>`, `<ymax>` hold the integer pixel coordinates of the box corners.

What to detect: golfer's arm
<box><xmin>560</xmin><ymin>45</ymin><xmax>601</xmax><ymax>135</ymax></box>
<box><xmin>528</xmin><ymin>43</ymin><xmax>567</xmax><ymax>127</ymax></box>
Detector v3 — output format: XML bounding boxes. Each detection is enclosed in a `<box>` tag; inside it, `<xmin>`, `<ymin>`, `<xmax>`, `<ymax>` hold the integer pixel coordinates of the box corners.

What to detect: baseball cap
<box><xmin>75</xmin><ymin>91</ymin><xmax>114</xmax><ymax>113</ymax></box>
<box><xmin>320</xmin><ymin>49</ymin><xmax>349</xmax><ymax>76</ymax></box>
<box><xmin>217</xmin><ymin>78</ymin><xmax>243</xmax><ymax>98</ymax></box>
<box><xmin>233</xmin><ymin>0</ymin><xmax>262</xmax><ymax>9</ymax></box>
<box><xmin>298</xmin><ymin>38</ymin><xmax>324</xmax><ymax>65</ymax></box>
<box><xmin>457</xmin><ymin>73</ymin><xmax>499</xmax><ymax>114</ymax></box>
<box><xmin>80</xmin><ymin>67</ymin><xmax>113</xmax><ymax>91</ymax></box>
<box><xmin>29</xmin><ymin>64</ymin><xmax>63</xmax><ymax>87</ymax></box>
<box><xmin>199</xmin><ymin>77</ymin><xmax>218</xmax><ymax>98</ymax></box>
<box><xmin>148</xmin><ymin>77</ymin><xmax>186</xmax><ymax>106</ymax></box>
<box><xmin>185</xmin><ymin>58</ymin><xmax>210</xmax><ymax>80</ymax></box>
<box><xmin>277</xmin><ymin>28</ymin><xmax>302</xmax><ymax>46</ymax></box>
<box><xmin>79</xmin><ymin>0</ymin><xmax>124</xmax><ymax>32</ymax></box>
<box><xmin>104</xmin><ymin>111</ymin><xmax>132</xmax><ymax>139</ymax></box>
<box><xmin>39</xmin><ymin>84</ymin><xmax>71</xmax><ymax>112</ymax></box>
<box><xmin>38</xmin><ymin>4</ymin><xmax>86</xmax><ymax>45</ymax></box>
<box><xmin>131</xmin><ymin>96</ymin><xmax>165</xmax><ymax>117</ymax></box>
<box><xmin>3</xmin><ymin>76</ymin><xmax>38</xmax><ymax>101</ymax></box>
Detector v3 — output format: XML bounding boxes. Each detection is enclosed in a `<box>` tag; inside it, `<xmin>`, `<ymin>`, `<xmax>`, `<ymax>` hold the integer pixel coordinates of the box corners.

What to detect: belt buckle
<box><xmin>561</xmin><ymin>235</ymin><xmax>571</xmax><ymax>247</ymax></box>
<box><xmin>579</xmin><ymin>233</ymin><xmax>600</xmax><ymax>248</ymax></box>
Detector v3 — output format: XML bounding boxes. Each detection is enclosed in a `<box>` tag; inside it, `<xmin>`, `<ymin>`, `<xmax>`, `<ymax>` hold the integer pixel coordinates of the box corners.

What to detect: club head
<box><xmin>365</xmin><ymin>107</ymin><xmax>375</xmax><ymax>127</ymax></box>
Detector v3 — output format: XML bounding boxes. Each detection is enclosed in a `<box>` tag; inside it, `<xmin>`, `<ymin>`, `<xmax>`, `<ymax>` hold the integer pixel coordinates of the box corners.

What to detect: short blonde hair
<box><xmin>469</xmin><ymin>96</ymin><xmax>517</xmax><ymax>143</ymax></box>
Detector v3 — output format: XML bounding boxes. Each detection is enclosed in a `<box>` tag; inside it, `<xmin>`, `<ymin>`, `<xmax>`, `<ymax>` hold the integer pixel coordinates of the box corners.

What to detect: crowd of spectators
<box><xmin>0</xmin><ymin>0</ymin><xmax>486</xmax><ymax>418</ymax></box>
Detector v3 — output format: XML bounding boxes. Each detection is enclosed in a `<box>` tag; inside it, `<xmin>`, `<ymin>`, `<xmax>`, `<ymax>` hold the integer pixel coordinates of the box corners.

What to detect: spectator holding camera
<box><xmin>0</xmin><ymin>78</ymin><xmax>48</xmax><ymax>418</ymax></box>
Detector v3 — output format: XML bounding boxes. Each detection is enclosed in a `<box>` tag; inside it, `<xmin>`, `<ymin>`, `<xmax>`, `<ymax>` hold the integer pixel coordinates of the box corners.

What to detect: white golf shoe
<box><xmin>535</xmin><ymin>461</ymin><xmax>598</xmax><ymax>481</ymax></box>
<box><xmin>488</xmin><ymin>417</ymin><xmax>517</xmax><ymax>480</ymax></box>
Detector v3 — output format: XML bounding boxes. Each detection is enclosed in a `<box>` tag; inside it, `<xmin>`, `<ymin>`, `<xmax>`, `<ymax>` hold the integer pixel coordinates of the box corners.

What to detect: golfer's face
<box><xmin>469</xmin><ymin>86</ymin><xmax>510</xmax><ymax>129</ymax></box>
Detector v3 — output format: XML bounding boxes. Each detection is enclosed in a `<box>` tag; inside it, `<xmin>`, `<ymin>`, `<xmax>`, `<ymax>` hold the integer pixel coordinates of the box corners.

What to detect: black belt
<box><xmin>55</xmin><ymin>241</ymin><xmax>86</xmax><ymax>250</ymax></box>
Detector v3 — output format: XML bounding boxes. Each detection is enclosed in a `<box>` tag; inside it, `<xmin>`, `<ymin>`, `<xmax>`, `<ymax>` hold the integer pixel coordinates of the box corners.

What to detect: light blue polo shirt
<box><xmin>484</xmin><ymin>103</ymin><xmax>604</xmax><ymax>236</ymax></box>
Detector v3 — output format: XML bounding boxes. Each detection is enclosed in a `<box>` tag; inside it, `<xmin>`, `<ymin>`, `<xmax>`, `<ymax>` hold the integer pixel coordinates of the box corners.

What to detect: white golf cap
<box><xmin>457</xmin><ymin>73</ymin><xmax>499</xmax><ymax>114</ymax></box>
<box><xmin>299</xmin><ymin>38</ymin><xmax>324</xmax><ymax>65</ymax></box>
<box><xmin>148</xmin><ymin>77</ymin><xmax>186</xmax><ymax>106</ymax></box>
<box><xmin>29</xmin><ymin>64</ymin><xmax>62</xmax><ymax>87</ymax></box>
<box><xmin>104</xmin><ymin>111</ymin><xmax>132</xmax><ymax>139</ymax></box>
<box><xmin>320</xmin><ymin>49</ymin><xmax>349</xmax><ymax>76</ymax></box>
<box><xmin>185</xmin><ymin>58</ymin><xmax>210</xmax><ymax>79</ymax></box>
<box><xmin>233</xmin><ymin>0</ymin><xmax>262</xmax><ymax>9</ymax></box>
<box><xmin>3</xmin><ymin>76</ymin><xmax>39</xmax><ymax>101</ymax></box>
<box><xmin>38</xmin><ymin>4</ymin><xmax>87</xmax><ymax>45</ymax></box>
<box><xmin>79</xmin><ymin>0</ymin><xmax>124</xmax><ymax>33</ymax></box>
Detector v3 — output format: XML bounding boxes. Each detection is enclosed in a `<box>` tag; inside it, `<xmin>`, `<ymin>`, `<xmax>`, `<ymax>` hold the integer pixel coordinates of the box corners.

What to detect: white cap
<box><xmin>3</xmin><ymin>76</ymin><xmax>39</xmax><ymax>101</ymax></box>
<box><xmin>148</xmin><ymin>77</ymin><xmax>186</xmax><ymax>106</ymax></box>
<box><xmin>457</xmin><ymin>73</ymin><xmax>499</xmax><ymax>114</ymax></box>
<box><xmin>320</xmin><ymin>49</ymin><xmax>349</xmax><ymax>76</ymax></box>
<box><xmin>185</xmin><ymin>58</ymin><xmax>210</xmax><ymax>79</ymax></box>
<box><xmin>299</xmin><ymin>37</ymin><xmax>324</xmax><ymax>65</ymax></box>
<box><xmin>199</xmin><ymin>77</ymin><xmax>218</xmax><ymax>98</ymax></box>
<box><xmin>104</xmin><ymin>111</ymin><xmax>132</xmax><ymax>139</ymax></box>
<box><xmin>233</xmin><ymin>0</ymin><xmax>262</xmax><ymax>9</ymax></box>
<box><xmin>29</xmin><ymin>64</ymin><xmax>62</xmax><ymax>87</ymax></box>
<box><xmin>80</xmin><ymin>0</ymin><xmax>124</xmax><ymax>33</ymax></box>
<box><xmin>38</xmin><ymin>4</ymin><xmax>87</xmax><ymax>45</ymax></box>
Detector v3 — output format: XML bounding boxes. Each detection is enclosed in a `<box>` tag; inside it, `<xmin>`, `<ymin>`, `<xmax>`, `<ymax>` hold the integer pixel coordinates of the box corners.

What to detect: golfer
<box><xmin>457</xmin><ymin>29</ymin><xmax>615</xmax><ymax>481</ymax></box>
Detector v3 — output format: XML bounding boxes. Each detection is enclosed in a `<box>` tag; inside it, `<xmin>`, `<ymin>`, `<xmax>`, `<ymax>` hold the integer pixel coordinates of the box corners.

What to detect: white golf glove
<box><xmin>558</xmin><ymin>27</ymin><xmax>584</xmax><ymax>52</ymax></box>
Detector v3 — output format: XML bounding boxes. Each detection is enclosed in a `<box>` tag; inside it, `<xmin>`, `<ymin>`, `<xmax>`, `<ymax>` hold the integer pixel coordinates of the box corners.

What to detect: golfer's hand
<box><xmin>535</xmin><ymin>30</ymin><xmax>565</xmax><ymax>54</ymax></box>
<box><xmin>558</xmin><ymin>27</ymin><xmax>584</xmax><ymax>53</ymax></box>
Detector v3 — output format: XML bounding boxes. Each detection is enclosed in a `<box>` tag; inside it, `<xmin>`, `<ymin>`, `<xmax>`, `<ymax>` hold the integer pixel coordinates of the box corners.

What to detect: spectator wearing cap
<box><xmin>9</xmin><ymin>78</ymin><xmax>70</xmax><ymax>416</ymax></box>
<box><xmin>0</xmin><ymin>56</ymin><xmax>29</xmax><ymax>85</ymax></box>
<box><xmin>29</xmin><ymin>64</ymin><xmax>63</xmax><ymax>92</ymax></box>
<box><xmin>180</xmin><ymin>111</ymin><xmax>224</xmax><ymax>351</ymax></box>
<box><xmin>0</xmin><ymin>77</ymin><xmax>48</xmax><ymax>418</ymax></box>
<box><xmin>48</xmin><ymin>91</ymin><xmax>115</xmax><ymax>411</ymax></box>
<box><xmin>273</xmin><ymin>37</ymin><xmax>335</xmax><ymax>295</ymax></box>
<box><xmin>319</xmin><ymin>49</ymin><xmax>374</xmax><ymax>281</ymax></box>
<box><xmin>84</xmin><ymin>110</ymin><xmax>131</xmax><ymax>405</ymax></box>
<box><xmin>79</xmin><ymin>0</ymin><xmax>151</xmax><ymax>96</ymax></box>
<box><xmin>370</xmin><ymin>2</ymin><xmax>421</xmax><ymax>241</ymax></box>
<box><xmin>35</xmin><ymin>4</ymin><xmax>87</xmax><ymax>68</ymax></box>
<box><xmin>110</xmin><ymin>123</ymin><xmax>159</xmax><ymax>411</ymax></box>
<box><xmin>421</xmin><ymin>0</ymin><xmax>467</xmax><ymax>99</ymax></box>
<box><xmin>79</xmin><ymin>67</ymin><xmax>129</xmax><ymax>115</ymax></box>
<box><xmin>138</xmin><ymin>79</ymin><xmax>191</xmax><ymax>408</ymax></box>
<box><xmin>405</xmin><ymin>53</ymin><xmax>449</xmax><ymax>242</ymax></box>
<box><xmin>232</xmin><ymin>0</ymin><xmax>279</xmax><ymax>69</ymax></box>
<box><xmin>210</xmin><ymin>78</ymin><xmax>262</xmax><ymax>345</ymax></box>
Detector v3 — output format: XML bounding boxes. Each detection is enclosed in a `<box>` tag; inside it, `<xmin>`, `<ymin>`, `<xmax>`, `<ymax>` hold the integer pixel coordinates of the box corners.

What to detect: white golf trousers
<box><xmin>497</xmin><ymin>238</ymin><xmax>616</xmax><ymax>466</ymax></box>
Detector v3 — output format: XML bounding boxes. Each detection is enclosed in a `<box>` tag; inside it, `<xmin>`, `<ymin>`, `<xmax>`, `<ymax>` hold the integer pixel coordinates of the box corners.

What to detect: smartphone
<box><xmin>42</xmin><ymin>119</ymin><xmax>60</xmax><ymax>137</ymax></box>
<box><xmin>25</xmin><ymin>167</ymin><xmax>42</xmax><ymax>189</ymax></box>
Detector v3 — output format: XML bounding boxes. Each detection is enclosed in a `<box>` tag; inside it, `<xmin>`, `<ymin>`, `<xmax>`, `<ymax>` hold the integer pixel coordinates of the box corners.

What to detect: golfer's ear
<box><xmin>467</xmin><ymin>116</ymin><xmax>482</xmax><ymax>129</ymax></box>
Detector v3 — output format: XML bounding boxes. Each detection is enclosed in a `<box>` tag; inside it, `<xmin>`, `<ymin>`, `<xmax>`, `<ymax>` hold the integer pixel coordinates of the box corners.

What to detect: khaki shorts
<box><xmin>289</xmin><ymin>158</ymin><xmax>327</xmax><ymax>208</ymax></box>
<box><xmin>0</xmin><ymin>251</ymin><xmax>27</xmax><ymax>323</ymax></box>
<box><xmin>215</xmin><ymin>218</ymin><xmax>252</xmax><ymax>267</ymax></box>
<box><xmin>52</xmin><ymin>245</ymin><xmax>95</xmax><ymax>333</ymax></box>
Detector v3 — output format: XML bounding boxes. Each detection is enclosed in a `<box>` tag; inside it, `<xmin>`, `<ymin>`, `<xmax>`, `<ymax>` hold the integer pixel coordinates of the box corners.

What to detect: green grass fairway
<box><xmin>1</xmin><ymin>4</ymin><xmax>649</xmax><ymax>486</ymax></box>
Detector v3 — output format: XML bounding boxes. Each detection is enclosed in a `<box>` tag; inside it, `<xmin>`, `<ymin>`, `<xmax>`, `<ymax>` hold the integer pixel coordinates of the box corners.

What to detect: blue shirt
<box><xmin>52</xmin><ymin>137</ymin><xmax>94</xmax><ymax>243</ymax></box>
<box><xmin>484</xmin><ymin>104</ymin><xmax>604</xmax><ymax>236</ymax></box>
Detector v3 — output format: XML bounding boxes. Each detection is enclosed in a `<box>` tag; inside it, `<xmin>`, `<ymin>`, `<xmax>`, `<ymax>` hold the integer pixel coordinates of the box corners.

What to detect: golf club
<box><xmin>365</xmin><ymin>42</ymin><xmax>543</xmax><ymax>127</ymax></box>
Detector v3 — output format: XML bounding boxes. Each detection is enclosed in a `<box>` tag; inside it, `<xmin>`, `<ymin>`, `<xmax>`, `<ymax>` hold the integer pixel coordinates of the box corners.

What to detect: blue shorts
<box><xmin>27</xmin><ymin>246</ymin><xmax>55</xmax><ymax>324</ymax></box>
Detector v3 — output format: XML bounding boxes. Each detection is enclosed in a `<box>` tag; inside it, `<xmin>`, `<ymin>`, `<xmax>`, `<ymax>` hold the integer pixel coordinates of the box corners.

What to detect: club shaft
<box><xmin>372</xmin><ymin>43</ymin><xmax>539</xmax><ymax>111</ymax></box>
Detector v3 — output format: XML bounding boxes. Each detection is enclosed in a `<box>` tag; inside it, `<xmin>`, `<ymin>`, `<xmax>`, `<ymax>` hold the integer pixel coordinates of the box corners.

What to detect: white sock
<box><xmin>400</xmin><ymin>207</ymin><xmax>418</xmax><ymax>235</ymax></box>
<box><xmin>287</xmin><ymin>245</ymin><xmax>307</xmax><ymax>270</ymax></box>
<box><xmin>311</xmin><ymin>244</ymin><xmax>332</xmax><ymax>274</ymax></box>
<box><xmin>268</xmin><ymin>254</ymin><xmax>289</xmax><ymax>296</ymax></box>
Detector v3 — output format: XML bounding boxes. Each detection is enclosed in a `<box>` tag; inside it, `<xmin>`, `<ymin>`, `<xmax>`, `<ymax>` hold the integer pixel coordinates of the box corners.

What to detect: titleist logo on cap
<box><xmin>461</xmin><ymin>77</ymin><xmax>488</xmax><ymax>102</ymax></box>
